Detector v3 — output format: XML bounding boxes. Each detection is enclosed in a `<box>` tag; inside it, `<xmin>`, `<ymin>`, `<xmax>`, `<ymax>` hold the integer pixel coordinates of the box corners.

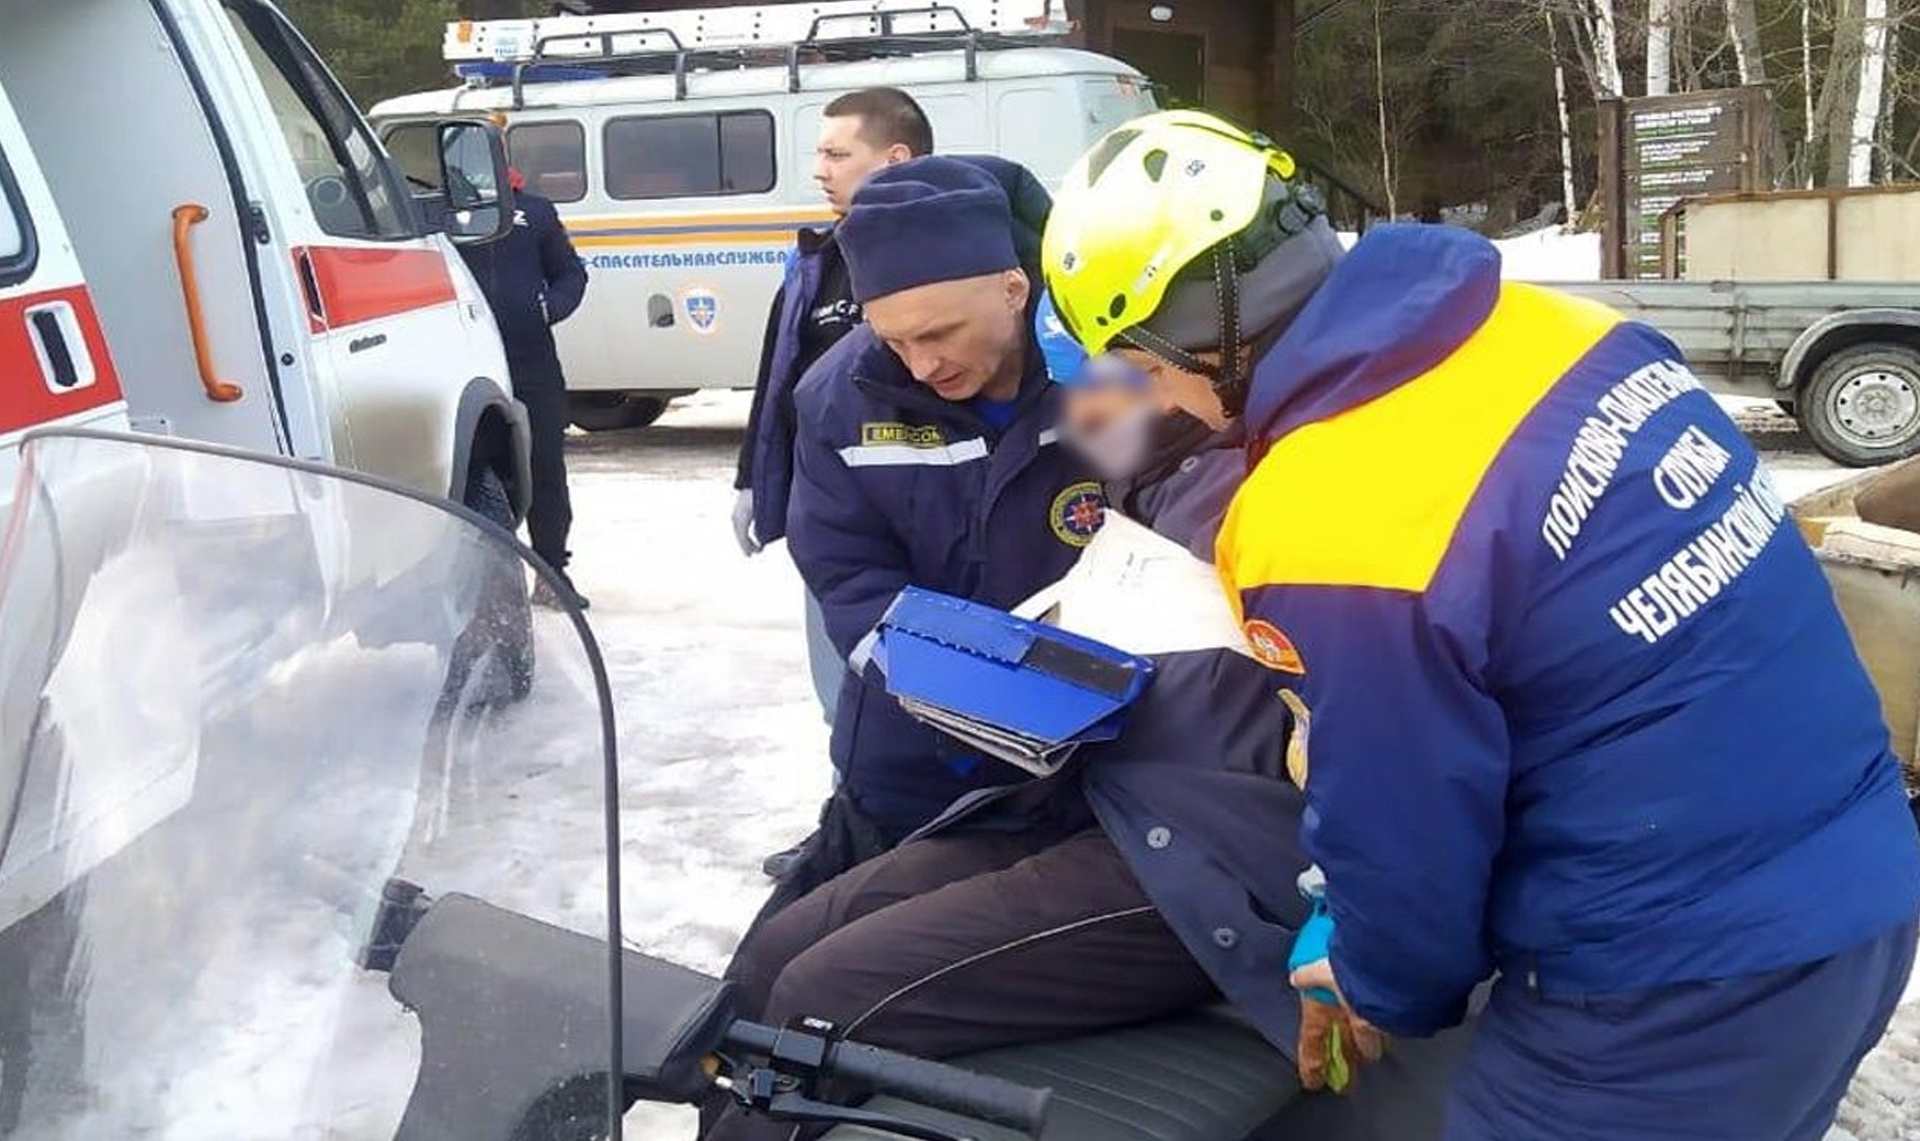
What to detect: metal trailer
<box><xmin>1547</xmin><ymin>184</ymin><xmax>1920</xmax><ymax>468</ymax></box>
<box><xmin>1792</xmin><ymin>456</ymin><xmax>1920</xmax><ymax>790</ymax></box>
<box><xmin>1549</xmin><ymin>277</ymin><xmax>1920</xmax><ymax>468</ymax></box>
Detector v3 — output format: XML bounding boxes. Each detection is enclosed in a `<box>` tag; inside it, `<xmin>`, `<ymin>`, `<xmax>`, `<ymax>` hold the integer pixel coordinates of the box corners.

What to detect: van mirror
<box><xmin>436</xmin><ymin>120</ymin><xmax>513</xmax><ymax>246</ymax></box>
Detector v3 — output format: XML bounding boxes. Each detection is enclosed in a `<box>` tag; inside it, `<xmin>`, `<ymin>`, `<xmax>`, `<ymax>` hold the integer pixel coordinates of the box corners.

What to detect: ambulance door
<box><xmin>0</xmin><ymin>84</ymin><xmax>125</xmax><ymax>510</ymax></box>
<box><xmin>0</xmin><ymin>0</ymin><xmax>287</xmax><ymax>459</ymax></box>
<box><xmin>0</xmin><ymin>80</ymin><xmax>129</xmax><ymax>824</ymax></box>
<box><xmin>203</xmin><ymin>0</ymin><xmax>504</xmax><ymax>499</ymax></box>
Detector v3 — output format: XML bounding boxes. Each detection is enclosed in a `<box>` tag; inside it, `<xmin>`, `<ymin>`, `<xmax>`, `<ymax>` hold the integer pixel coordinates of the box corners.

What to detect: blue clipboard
<box><xmin>873</xmin><ymin>587</ymin><xmax>1155</xmax><ymax>773</ymax></box>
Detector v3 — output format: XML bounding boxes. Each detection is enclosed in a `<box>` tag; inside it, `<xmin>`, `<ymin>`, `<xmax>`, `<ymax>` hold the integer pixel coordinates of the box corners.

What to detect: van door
<box><xmin>194</xmin><ymin>0</ymin><xmax>505</xmax><ymax>499</ymax></box>
<box><xmin>0</xmin><ymin>82</ymin><xmax>124</xmax><ymax>506</ymax></box>
<box><xmin>0</xmin><ymin>0</ymin><xmax>288</xmax><ymax>459</ymax></box>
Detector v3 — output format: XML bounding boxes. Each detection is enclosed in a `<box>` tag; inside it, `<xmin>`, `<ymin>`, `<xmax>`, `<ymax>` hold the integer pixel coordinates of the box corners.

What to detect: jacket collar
<box><xmin>1244</xmin><ymin>225</ymin><xmax>1502</xmax><ymax>445</ymax></box>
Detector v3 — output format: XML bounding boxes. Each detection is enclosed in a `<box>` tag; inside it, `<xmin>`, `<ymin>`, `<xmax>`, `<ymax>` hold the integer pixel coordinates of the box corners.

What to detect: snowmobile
<box><xmin>0</xmin><ymin>430</ymin><xmax>1393</xmax><ymax>1141</ymax></box>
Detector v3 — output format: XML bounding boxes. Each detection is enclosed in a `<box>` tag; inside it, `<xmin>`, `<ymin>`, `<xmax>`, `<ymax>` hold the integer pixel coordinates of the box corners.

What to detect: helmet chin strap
<box><xmin>1212</xmin><ymin>239</ymin><xmax>1250</xmax><ymax>417</ymax></box>
<box><xmin>1116</xmin><ymin>237</ymin><xmax>1254</xmax><ymax>419</ymax></box>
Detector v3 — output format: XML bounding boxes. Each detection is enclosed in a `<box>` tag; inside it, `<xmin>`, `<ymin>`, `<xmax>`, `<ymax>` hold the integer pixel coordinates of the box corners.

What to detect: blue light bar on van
<box><xmin>455</xmin><ymin>62</ymin><xmax>606</xmax><ymax>85</ymax></box>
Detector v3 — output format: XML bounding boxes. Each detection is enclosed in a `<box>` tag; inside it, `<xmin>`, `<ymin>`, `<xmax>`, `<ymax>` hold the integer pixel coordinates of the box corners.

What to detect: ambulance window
<box><xmin>0</xmin><ymin>150</ymin><xmax>31</xmax><ymax>286</ymax></box>
<box><xmin>604</xmin><ymin>112</ymin><xmax>775</xmax><ymax>200</ymax></box>
<box><xmin>222</xmin><ymin>2</ymin><xmax>414</xmax><ymax>241</ymax></box>
<box><xmin>508</xmin><ymin>122</ymin><xmax>588</xmax><ymax>204</ymax></box>
<box><xmin>382</xmin><ymin>124</ymin><xmax>442</xmax><ymax>189</ymax></box>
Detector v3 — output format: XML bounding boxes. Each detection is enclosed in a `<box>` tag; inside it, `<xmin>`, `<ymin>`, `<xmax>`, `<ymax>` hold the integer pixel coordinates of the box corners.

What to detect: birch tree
<box><xmin>1373</xmin><ymin>0</ymin><xmax>1400</xmax><ymax>214</ymax></box>
<box><xmin>1849</xmin><ymin>0</ymin><xmax>1892</xmax><ymax>182</ymax></box>
<box><xmin>1723</xmin><ymin>0</ymin><xmax>1770</xmax><ymax>83</ymax></box>
<box><xmin>1650</xmin><ymin>0</ymin><xmax>1676</xmax><ymax>93</ymax></box>
<box><xmin>1590</xmin><ymin>0</ymin><xmax>1628</xmax><ymax>97</ymax></box>
<box><xmin>1550</xmin><ymin>9</ymin><xmax>1582</xmax><ymax>219</ymax></box>
<box><xmin>1804</xmin><ymin>0</ymin><xmax>1819</xmax><ymax>184</ymax></box>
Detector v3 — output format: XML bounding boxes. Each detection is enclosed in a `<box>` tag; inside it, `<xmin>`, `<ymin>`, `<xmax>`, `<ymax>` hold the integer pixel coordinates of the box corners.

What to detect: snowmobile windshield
<box><xmin>0</xmin><ymin>431</ymin><xmax>622</xmax><ymax>1139</ymax></box>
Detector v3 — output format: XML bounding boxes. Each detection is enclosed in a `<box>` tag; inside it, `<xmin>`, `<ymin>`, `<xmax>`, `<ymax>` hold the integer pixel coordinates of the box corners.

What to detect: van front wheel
<box><xmin>1800</xmin><ymin>343</ymin><xmax>1920</xmax><ymax>467</ymax></box>
<box><xmin>568</xmin><ymin>393</ymin><xmax>671</xmax><ymax>432</ymax></box>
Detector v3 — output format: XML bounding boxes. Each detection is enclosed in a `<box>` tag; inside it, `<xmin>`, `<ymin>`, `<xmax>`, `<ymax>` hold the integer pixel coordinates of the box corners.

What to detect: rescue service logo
<box><xmin>680</xmin><ymin>287</ymin><xmax>720</xmax><ymax>336</ymax></box>
<box><xmin>1049</xmin><ymin>481</ymin><xmax>1107</xmax><ymax>548</ymax></box>
<box><xmin>1242</xmin><ymin>619</ymin><xmax>1306</xmax><ymax>675</ymax></box>
<box><xmin>861</xmin><ymin>422</ymin><xmax>945</xmax><ymax>448</ymax></box>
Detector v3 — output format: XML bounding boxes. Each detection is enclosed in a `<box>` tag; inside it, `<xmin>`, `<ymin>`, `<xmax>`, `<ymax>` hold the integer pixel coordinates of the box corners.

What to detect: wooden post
<box><xmin>1598</xmin><ymin>97</ymin><xmax>1627</xmax><ymax>279</ymax></box>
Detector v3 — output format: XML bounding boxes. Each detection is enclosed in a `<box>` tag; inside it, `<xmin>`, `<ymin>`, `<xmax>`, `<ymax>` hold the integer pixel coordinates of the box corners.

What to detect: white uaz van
<box><xmin>371</xmin><ymin>0</ymin><xmax>1156</xmax><ymax>431</ymax></box>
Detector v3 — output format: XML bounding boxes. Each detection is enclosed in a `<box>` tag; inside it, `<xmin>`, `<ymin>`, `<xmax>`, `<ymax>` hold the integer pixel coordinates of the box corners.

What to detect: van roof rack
<box><xmin>444</xmin><ymin>1</ymin><xmax>1074</xmax><ymax>107</ymax></box>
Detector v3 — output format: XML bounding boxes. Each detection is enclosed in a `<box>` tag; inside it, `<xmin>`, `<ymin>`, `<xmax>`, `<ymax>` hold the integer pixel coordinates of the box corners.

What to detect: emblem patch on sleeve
<box><xmin>1050</xmin><ymin>481</ymin><xmax>1107</xmax><ymax>547</ymax></box>
<box><xmin>1243</xmin><ymin>619</ymin><xmax>1306</xmax><ymax>674</ymax></box>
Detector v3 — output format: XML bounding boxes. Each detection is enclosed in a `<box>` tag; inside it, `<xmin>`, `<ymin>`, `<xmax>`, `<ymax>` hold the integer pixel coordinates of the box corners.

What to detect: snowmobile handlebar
<box><xmin>379</xmin><ymin>889</ymin><xmax>1053</xmax><ymax>1140</ymax></box>
<box><xmin>724</xmin><ymin>1020</ymin><xmax>1053</xmax><ymax>1135</ymax></box>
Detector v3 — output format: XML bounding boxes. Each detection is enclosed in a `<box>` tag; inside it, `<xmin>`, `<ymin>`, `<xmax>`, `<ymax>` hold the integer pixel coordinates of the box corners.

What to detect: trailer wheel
<box><xmin>1800</xmin><ymin>343</ymin><xmax>1920</xmax><ymax>467</ymax></box>
<box><xmin>568</xmin><ymin>393</ymin><xmax>670</xmax><ymax>432</ymax></box>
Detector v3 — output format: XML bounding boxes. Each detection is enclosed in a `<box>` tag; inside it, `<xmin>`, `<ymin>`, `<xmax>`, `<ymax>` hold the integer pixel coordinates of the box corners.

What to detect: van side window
<box><xmin>0</xmin><ymin>149</ymin><xmax>33</xmax><ymax>287</ymax></box>
<box><xmin>508</xmin><ymin>122</ymin><xmax>588</xmax><ymax>204</ymax></box>
<box><xmin>221</xmin><ymin>2</ymin><xmax>414</xmax><ymax>242</ymax></box>
<box><xmin>604</xmin><ymin>112</ymin><xmax>774</xmax><ymax>200</ymax></box>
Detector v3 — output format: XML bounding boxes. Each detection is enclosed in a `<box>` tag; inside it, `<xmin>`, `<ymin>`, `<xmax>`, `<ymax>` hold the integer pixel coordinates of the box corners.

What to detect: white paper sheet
<box><xmin>1015</xmin><ymin>512</ymin><xmax>1251</xmax><ymax>659</ymax></box>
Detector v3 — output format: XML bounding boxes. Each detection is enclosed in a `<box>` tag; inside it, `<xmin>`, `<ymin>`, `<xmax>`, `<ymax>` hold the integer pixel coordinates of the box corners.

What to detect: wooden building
<box><xmin>1066</xmin><ymin>1</ymin><xmax>1296</xmax><ymax>140</ymax></box>
<box><xmin>575</xmin><ymin>0</ymin><xmax>1300</xmax><ymax>136</ymax></box>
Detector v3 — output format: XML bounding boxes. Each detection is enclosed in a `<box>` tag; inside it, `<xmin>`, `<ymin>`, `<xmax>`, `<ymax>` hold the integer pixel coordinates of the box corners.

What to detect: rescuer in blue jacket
<box><xmin>784</xmin><ymin>156</ymin><xmax>1100</xmax><ymax>858</ymax></box>
<box><xmin>1043</xmin><ymin>110</ymin><xmax>1920</xmax><ymax>1140</ymax></box>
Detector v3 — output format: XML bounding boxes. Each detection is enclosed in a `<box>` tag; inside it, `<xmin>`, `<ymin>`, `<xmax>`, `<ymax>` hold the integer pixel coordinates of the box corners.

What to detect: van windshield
<box><xmin>222</xmin><ymin>1</ymin><xmax>413</xmax><ymax>241</ymax></box>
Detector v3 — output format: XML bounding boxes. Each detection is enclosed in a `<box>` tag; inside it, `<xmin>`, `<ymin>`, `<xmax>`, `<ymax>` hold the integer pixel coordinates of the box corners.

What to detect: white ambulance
<box><xmin>0</xmin><ymin>0</ymin><xmax>530</xmax><ymax>524</ymax></box>
<box><xmin>370</xmin><ymin>0</ymin><xmax>1156</xmax><ymax>430</ymax></box>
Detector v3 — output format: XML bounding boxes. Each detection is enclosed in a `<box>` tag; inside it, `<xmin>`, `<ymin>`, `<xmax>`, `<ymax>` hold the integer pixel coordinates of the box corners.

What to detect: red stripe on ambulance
<box><xmin>0</xmin><ymin>285</ymin><xmax>124</xmax><ymax>436</ymax></box>
<box><xmin>298</xmin><ymin>246</ymin><xmax>458</xmax><ymax>333</ymax></box>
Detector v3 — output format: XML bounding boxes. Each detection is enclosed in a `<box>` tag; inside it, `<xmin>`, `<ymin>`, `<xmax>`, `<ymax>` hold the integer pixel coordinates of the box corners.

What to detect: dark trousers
<box><xmin>511</xmin><ymin>363</ymin><xmax>573</xmax><ymax>571</ymax></box>
<box><xmin>702</xmin><ymin>828</ymin><xmax>1218</xmax><ymax>1141</ymax></box>
<box><xmin>1444</xmin><ymin>916</ymin><xmax>1917</xmax><ymax>1140</ymax></box>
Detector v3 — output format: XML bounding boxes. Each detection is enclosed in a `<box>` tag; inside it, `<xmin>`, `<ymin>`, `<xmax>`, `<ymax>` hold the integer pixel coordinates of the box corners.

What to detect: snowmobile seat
<box><xmin>823</xmin><ymin>1005</ymin><xmax>1300</xmax><ymax>1141</ymax></box>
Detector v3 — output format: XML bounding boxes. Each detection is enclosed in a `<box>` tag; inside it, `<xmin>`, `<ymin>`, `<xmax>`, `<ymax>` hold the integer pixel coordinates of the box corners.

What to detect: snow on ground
<box><xmin>563</xmin><ymin>396</ymin><xmax>829</xmax><ymax>1139</ymax></box>
<box><xmin>1334</xmin><ymin>226</ymin><xmax>1604</xmax><ymax>281</ymax></box>
<box><xmin>1494</xmin><ymin>227</ymin><xmax>1604</xmax><ymax>281</ymax></box>
<box><xmin>566</xmin><ymin>392</ymin><xmax>1907</xmax><ymax>1140</ymax></box>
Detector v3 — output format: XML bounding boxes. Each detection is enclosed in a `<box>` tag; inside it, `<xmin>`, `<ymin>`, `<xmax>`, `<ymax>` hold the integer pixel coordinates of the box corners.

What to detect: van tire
<box><xmin>464</xmin><ymin>464</ymin><xmax>536</xmax><ymax>703</ymax></box>
<box><xmin>569</xmin><ymin>393</ymin><xmax>670</xmax><ymax>432</ymax></box>
<box><xmin>1800</xmin><ymin>343</ymin><xmax>1920</xmax><ymax>468</ymax></box>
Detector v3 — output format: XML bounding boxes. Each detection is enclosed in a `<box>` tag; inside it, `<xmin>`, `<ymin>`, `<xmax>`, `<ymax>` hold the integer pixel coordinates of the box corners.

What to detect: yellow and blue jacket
<box><xmin>1217</xmin><ymin>225</ymin><xmax>1920</xmax><ymax>1036</ymax></box>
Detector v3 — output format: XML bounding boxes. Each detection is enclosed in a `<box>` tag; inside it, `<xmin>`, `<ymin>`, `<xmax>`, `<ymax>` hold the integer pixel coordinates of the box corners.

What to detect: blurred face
<box><xmin>1061</xmin><ymin>359</ymin><xmax>1166</xmax><ymax>480</ymax></box>
<box><xmin>815</xmin><ymin>115</ymin><xmax>912</xmax><ymax>216</ymax></box>
<box><xmin>1061</xmin><ymin>365</ymin><xmax>1161</xmax><ymax>439</ymax></box>
<box><xmin>864</xmin><ymin>270</ymin><xmax>1033</xmax><ymax>403</ymax></box>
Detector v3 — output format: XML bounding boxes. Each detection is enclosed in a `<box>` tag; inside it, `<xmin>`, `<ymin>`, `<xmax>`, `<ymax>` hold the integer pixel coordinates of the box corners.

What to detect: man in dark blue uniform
<box><xmin>734</xmin><ymin>87</ymin><xmax>933</xmax><ymax>719</ymax></box>
<box><xmin>775</xmin><ymin>156</ymin><xmax>1097</xmax><ymax>884</ymax></box>
<box><xmin>460</xmin><ymin>170</ymin><xmax>590</xmax><ymax>607</ymax></box>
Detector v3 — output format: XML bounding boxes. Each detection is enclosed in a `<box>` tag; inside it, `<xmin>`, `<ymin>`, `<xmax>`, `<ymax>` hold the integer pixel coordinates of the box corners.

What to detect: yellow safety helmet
<box><xmin>1042</xmin><ymin>110</ymin><xmax>1319</xmax><ymax>405</ymax></box>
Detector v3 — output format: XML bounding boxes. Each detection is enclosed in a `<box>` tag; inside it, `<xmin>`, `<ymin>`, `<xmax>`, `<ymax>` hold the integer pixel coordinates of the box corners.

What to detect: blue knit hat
<box><xmin>839</xmin><ymin>156</ymin><xmax>1020</xmax><ymax>304</ymax></box>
